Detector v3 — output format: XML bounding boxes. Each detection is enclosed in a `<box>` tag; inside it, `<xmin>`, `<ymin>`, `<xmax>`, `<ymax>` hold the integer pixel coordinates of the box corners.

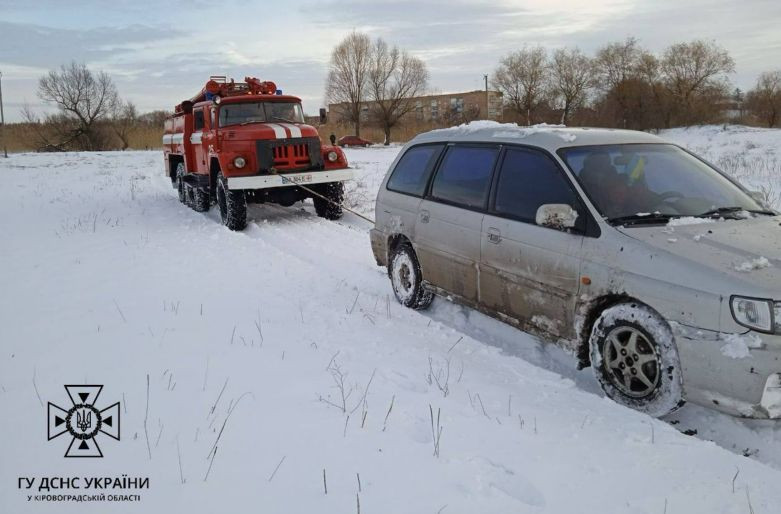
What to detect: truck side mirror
<box><xmin>535</xmin><ymin>204</ymin><xmax>579</xmax><ymax>230</ymax></box>
<box><xmin>319</xmin><ymin>108</ymin><xmax>327</xmax><ymax>124</ymax></box>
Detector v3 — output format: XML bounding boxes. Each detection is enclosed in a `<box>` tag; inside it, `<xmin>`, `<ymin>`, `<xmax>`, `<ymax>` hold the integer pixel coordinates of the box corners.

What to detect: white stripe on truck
<box><xmin>266</xmin><ymin>123</ymin><xmax>287</xmax><ymax>139</ymax></box>
<box><xmin>190</xmin><ymin>132</ymin><xmax>203</xmax><ymax>144</ymax></box>
<box><xmin>163</xmin><ymin>133</ymin><xmax>184</xmax><ymax>145</ymax></box>
<box><xmin>280</xmin><ymin>123</ymin><xmax>302</xmax><ymax>138</ymax></box>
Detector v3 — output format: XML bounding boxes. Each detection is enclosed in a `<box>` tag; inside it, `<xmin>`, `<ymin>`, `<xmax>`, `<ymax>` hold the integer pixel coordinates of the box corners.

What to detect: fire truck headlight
<box><xmin>233</xmin><ymin>156</ymin><xmax>246</xmax><ymax>169</ymax></box>
<box><xmin>327</xmin><ymin>151</ymin><xmax>339</xmax><ymax>162</ymax></box>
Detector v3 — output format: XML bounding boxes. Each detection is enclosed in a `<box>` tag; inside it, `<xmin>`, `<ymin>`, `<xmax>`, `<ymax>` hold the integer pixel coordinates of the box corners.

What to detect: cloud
<box><xmin>0</xmin><ymin>20</ymin><xmax>183</xmax><ymax>69</ymax></box>
<box><xmin>306</xmin><ymin>0</ymin><xmax>780</xmax><ymax>90</ymax></box>
<box><xmin>1</xmin><ymin>0</ymin><xmax>779</xmax><ymax>121</ymax></box>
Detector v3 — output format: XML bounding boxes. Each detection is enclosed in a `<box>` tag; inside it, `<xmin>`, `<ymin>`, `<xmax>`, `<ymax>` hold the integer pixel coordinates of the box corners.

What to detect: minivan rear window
<box><xmin>430</xmin><ymin>145</ymin><xmax>498</xmax><ymax>209</ymax></box>
<box><xmin>386</xmin><ymin>144</ymin><xmax>443</xmax><ymax>197</ymax></box>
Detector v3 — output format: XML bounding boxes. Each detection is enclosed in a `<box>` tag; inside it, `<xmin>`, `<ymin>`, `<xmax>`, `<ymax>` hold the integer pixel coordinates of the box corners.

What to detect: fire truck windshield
<box><xmin>219</xmin><ymin>101</ymin><xmax>305</xmax><ymax>127</ymax></box>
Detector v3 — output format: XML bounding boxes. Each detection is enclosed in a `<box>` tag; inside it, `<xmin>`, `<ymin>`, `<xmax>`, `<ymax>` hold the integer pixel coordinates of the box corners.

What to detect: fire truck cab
<box><xmin>163</xmin><ymin>76</ymin><xmax>352</xmax><ymax>230</ymax></box>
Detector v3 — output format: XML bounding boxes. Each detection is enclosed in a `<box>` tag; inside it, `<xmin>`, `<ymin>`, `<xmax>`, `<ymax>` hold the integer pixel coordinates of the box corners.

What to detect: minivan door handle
<box><xmin>419</xmin><ymin>210</ymin><xmax>430</xmax><ymax>224</ymax></box>
<box><xmin>487</xmin><ymin>227</ymin><xmax>502</xmax><ymax>244</ymax></box>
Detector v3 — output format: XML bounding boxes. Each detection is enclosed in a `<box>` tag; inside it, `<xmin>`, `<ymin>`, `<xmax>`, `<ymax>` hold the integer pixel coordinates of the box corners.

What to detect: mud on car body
<box><xmin>370</xmin><ymin>122</ymin><xmax>781</xmax><ymax>418</ymax></box>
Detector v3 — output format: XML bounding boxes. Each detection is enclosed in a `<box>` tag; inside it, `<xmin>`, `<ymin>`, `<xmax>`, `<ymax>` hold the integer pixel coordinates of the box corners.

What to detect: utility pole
<box><xmin>0</xmin><ymin>70</ymin><xmax>7</xmax><ymax>158</ymax></box>
<box><xmin>483</xmin><ymin>74</ymin><xmax>489</xmax><ymax>119</ymax></box>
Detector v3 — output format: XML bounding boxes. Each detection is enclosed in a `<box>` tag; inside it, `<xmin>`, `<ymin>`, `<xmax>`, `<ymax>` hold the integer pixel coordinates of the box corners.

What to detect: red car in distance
<box><xmin>338</xmin><ymin>135</ymin><xmax>373</xmax><ymax>147</ymax></box>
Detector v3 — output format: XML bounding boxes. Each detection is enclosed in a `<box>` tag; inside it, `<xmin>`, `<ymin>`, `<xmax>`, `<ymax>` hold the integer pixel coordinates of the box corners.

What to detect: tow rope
<box><xmin>278</xmin><ymin>173</ymin><xmax>376</xmax><ymax>225</ymax></box>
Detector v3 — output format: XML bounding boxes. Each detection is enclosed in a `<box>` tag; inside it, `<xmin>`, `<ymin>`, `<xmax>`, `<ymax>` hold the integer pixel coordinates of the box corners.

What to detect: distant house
<box><xmin>327</xmin><ymin>89</ymin><xmax>504</xmax><ymax>126</ymax></box>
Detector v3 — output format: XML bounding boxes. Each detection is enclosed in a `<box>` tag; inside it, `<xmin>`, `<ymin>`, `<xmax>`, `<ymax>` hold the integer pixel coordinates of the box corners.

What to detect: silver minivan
<box><xmin>370</xmin><ymin>123</ymin><xmax>781</xmax><ymax>418</ymax></box>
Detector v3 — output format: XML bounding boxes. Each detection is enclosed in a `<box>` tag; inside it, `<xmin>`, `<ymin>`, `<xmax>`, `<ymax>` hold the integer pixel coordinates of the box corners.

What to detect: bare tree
<box><xmin>492</xmin><ymin>47</ymin><xmax>548</xmax><ymax>125</ymax></box>
<box><xmin>550</xmin><ymin>47</ymin><xmax>593</xmax><ymax>125</ymax></box>
<box><xmin>660</xmin><ymin>40</ymin><xmax>735</xmax><ymax>124</ymax></box>
<box><xmin>19</xmin><ymin>104</ymin><xmax>74</xmax><ymax>152</ymax></box>
<box><xmin>746</xmin><ymin>71</ymin><xmax>781</xmax><ymax>127</ymax></box>
<box><xmin>368</xmin><ymin>39</ymin><xmax>428</xmax><ymax>145</ymax></box>
<box><xmin>111</xmin><ymin>101</ymin><xmax>138</xmax><ymax>150</ymax></box>
<box><xmin>636</xmin><ymin>51</ymin><xmax>673</xmax><ymax>129</ymax></box>
<box><xmin>325</xmin><ymin>31</ymin><xmax>372</xmax><ymax>137</ymax></box>
<box><xmin>37</xmin><ymin>61</ymin><xmax>120</xmax><ymax>150</ymax></box>
<box><xmin>594</xmin><ymin>38</ymin><xmax>644</xmax><ymax>127</ymax></box>
<box><xmin>594</xmin><ymin>38</ymin><xmax>643</xmax><ymax>91</ymax></box>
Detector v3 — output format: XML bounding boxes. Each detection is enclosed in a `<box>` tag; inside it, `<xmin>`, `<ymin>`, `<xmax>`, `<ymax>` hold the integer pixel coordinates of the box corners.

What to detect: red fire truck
<box><xmin>163</xmin><ymin>76</ymin><xmax>352</xmax><ymax>230</ymax></box>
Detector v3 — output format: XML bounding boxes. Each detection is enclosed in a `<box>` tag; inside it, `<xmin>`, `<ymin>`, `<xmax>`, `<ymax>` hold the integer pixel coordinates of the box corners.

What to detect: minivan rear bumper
<box><xmin>370</xmin><ymin>228</ymin><xmax>387</xmax><ymax>267</ymax></box>
<box><xmin>674</xmin><ymin>324</ymin><xmax>781</xmax><ymax>418</ymax></box>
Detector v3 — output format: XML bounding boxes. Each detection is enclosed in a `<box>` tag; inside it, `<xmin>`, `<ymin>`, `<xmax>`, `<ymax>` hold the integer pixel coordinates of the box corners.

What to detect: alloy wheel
<box><xmin>602</xmin><ymin>326</ymin><xmax>660</xmax><ymax>398</ymax></box>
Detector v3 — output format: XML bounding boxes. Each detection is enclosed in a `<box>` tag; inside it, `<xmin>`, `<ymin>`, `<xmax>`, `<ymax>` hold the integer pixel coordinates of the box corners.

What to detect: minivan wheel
<box><xmin>589</xmin><ymin>302</ymin><xmax>684</xmax><ymax>418</ymax></box>
<box><xmin>389</xmin><ymin>244</ymin><xmax>433</xmax><ymax>310</ymax></box>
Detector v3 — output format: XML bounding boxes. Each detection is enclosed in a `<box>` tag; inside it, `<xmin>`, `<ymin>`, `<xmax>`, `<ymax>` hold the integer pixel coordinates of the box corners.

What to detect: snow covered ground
<box><xmin>1</xmin><ymin>125</ymin><xmax>780</xmax><ymax>513</ymax></box>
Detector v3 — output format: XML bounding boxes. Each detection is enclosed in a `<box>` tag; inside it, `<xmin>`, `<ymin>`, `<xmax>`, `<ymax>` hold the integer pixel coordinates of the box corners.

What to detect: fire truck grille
<box><xmin>256</xmin><ymin>137</ymin><xmax>323</xmax><ymax>173</ymax></box>
<box><xmin>273</xmin><ymin>144</ymin><xmax>310</xmax><ymax>166</ymax></box>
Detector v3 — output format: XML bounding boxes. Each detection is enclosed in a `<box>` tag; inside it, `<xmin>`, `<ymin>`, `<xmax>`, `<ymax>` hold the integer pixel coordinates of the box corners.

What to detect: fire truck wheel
<box><xmin>184</xmin><ymin>183</ymin><xmax>194</xmax><ymax>207</ymax></box>
<box><xmin>216</xmin><ymin>173</ymin><xmax>247</xmax><ymax>231</ymax></box>
<box><xmin>191</xmin><ymin>186</ymin><xmax>210</xmax><ymax>212</ymax></box>
<box><xmin>176</xmin><ymin>163</ymin><xmax>186</xmax><ymax>204</ymax></box>
<box><xmin>313</xmin><ymin>182</ymin><xmax>344</xmax><ymax>220</ymax></box>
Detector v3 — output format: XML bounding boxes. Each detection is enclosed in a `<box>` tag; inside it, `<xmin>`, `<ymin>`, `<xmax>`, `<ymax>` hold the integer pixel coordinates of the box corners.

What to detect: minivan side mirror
<box><xmin>536</xmin><ymin>204</ymin><xmax>579</xmax><ymax>230</ymax></box>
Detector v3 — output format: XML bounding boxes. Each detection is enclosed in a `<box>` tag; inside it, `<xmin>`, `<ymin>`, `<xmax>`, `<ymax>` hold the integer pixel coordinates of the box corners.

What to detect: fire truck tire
<box><xmin>176</xmin><ymin>163</ymin><xmax>186</xmax><ymax>204</ymax></box>
<box><xmin>216</xmin><ymin>173</ymin><xmax>247</xmax><ymax>231</ymax></box>
<box><xmin>184</xmin><ymin>184</ymin><xmax>194</xmax><ymax>208</ymax></box>
<box><xmin>313</xmin><ymin>182</ymin><xmax>344</xmax><ymax>220</ymax></box>
<box><xmin>191</xmin><ymin>186</ymin><xmax>210</xmax><ymax>212</ymax></box>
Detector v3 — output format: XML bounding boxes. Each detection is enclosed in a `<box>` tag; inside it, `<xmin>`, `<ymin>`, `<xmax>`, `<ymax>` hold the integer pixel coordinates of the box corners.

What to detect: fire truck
<box><xmin>163</xmin><ymin>76</ymin><xmax>352</xmax><ymax>230</ymax></box>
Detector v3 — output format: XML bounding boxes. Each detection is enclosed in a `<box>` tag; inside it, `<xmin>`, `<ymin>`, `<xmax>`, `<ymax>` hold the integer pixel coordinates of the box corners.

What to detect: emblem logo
<box><xmin>47</xmin><ymin>385</ymin><xmax>120</xmax><ymax>458</ymax></box>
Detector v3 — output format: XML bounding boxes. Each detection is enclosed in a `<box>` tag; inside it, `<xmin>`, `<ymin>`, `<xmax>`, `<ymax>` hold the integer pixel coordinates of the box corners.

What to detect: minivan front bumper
<box><xmin>674</xmin><ymin>324</ymin><xmax>781</xmax><ymax>418</ymax></box>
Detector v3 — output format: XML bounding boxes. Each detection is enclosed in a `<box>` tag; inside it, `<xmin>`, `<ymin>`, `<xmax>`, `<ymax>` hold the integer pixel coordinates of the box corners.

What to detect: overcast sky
<box><xmin>1</xmin><ymin>0</ymin><xmax>779</xmax><ymax>122</ymax></box>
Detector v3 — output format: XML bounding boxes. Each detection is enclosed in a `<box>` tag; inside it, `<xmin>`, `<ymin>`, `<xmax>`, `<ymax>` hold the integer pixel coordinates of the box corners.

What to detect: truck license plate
<box><xmin>289</xmin><ymin>174</ymin><xmax>313</xmax><ymax>183</ymax></box>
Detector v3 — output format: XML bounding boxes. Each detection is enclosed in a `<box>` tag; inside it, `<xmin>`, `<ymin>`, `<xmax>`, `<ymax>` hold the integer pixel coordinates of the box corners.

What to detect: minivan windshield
<box><xmin>219</xmin><ymin>101</ymin><xmax>305</xmax><ymax>127</ymax></box>
<box><xmin>559</xmin><ymin>144</ymin><xmax>769</xmax><ymax>224</ymax></box>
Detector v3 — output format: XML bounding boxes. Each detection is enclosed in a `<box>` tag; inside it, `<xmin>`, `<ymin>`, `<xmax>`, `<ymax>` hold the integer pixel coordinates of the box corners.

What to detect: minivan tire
<box><xmin>589</xmin><ymin>302</ymin><xmax>684</xmax><ymax>418</ymax></box>
<box><xmin>389</xmin><ymin>243</ymin><xmax>433</xmax><ymax>310</ymax></box>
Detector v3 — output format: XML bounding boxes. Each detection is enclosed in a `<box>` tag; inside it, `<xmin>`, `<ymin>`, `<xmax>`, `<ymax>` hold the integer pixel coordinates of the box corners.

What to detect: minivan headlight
<box><xmin>731</xmin><ymin>296</ymin><xmax>774</xmax><ymax>333</ymax></box>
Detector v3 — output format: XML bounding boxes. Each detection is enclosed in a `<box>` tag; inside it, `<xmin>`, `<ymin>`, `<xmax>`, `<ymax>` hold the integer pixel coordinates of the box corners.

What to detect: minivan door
<box><xmin>480</xmin><ymin>147</ymin><xmax>586</xmax><ymax>339</ymax></box>
<box><xmin>414</xmin><ymin>144</ymin><xmax>499</xmax><ymax>304</ymax></box>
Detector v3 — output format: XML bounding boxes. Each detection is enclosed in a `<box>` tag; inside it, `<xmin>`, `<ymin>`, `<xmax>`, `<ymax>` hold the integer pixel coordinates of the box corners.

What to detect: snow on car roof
<box><xmin>411</xmin><ymin>120</ymin><xmax>666</xmax><ymax>150</ymax></box>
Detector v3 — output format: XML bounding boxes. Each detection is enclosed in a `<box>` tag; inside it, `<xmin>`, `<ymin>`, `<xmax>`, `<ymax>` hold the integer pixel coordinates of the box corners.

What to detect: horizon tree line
<box><xmin>10</xmin><ymin>38</ymin><xmax>781</xmax><ymax>152</ymax></box>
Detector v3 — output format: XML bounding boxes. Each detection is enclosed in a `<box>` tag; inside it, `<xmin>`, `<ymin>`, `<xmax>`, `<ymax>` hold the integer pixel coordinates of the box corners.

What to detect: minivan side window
<box><xmin>430</xmin><ymin>145</ymin><xmax>499</xmax><ymax>209</ymax></box>
<box><xmin>493</xmin><ymin>147</ymin><xmax>583</xmax><ymax>228</ymax></box>
<box><xmin>386</xmin><ymin>144</ymin><xmax>443</xmax><ymax>197</ymax></box>
<box><xmin>194</xmin><ymin>110</ymin><xmax>205</xmax><ymax>131</ymax></box>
